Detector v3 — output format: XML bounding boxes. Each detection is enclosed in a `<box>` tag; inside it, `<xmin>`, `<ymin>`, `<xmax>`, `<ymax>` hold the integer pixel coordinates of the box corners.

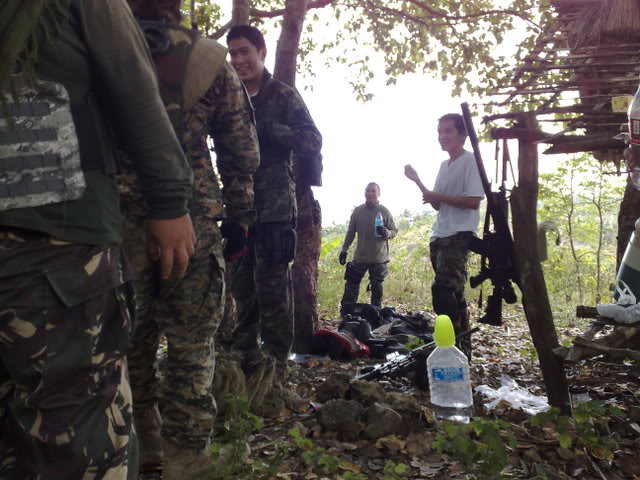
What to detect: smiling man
<box><xmin>226</xmin><ymin>25</ymin><xmax>322</xmax><ymax>372</ymax></box>
<box><xmin>404</xmin><ymin>113</ymin><xmax>484</xmax><ymax>358</ymax></box>
<box><xmin>339</xmin><ymin>183</ymin><xmax>397</xmax><ymax>307</ymax></box>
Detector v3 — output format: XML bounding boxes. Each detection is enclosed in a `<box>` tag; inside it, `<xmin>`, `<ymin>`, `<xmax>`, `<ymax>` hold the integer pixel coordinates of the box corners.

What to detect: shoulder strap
<box><xmin>183</xmin><ymin>37</ymin><xmax>226</xmax><ymax>112</ymax></box>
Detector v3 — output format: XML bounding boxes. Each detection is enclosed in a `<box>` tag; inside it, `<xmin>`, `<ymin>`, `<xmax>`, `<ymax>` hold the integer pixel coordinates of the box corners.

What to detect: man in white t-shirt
<box><xmin>404</xmin><ymin>113</ymin><xmax>484</xmax><ymax>357</ymax></box>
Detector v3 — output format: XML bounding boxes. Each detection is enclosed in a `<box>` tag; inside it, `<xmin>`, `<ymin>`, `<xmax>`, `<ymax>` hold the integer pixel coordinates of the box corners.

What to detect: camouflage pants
<box><xmin>230</xmin><ymin>226</ymin><xmax>294</xmax><ymax>363</ymax></box>
<box><xmin>430</xmin><ymin>232</ymin><xmax>473</xmax><ymax>356</ymax></box>
<box><xmin>341</xmin><ymin>261</ymin><xmax>389</xmax><ymax>307</ymax></box>
<box><xmin>0</xmin><ymin>233</ymin><xmax>137</xmax><ymax>480</ymax></box>
<box><xmin>123</xmin><ymin>215</ymin><xmax>224</xmax><ymax>449</ymax></box>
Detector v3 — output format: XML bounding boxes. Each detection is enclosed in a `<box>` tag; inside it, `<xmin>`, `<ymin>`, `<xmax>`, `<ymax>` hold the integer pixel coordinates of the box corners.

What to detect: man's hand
<box><xmin>221</xmin><ymin>221</ymin><xmax>248</xmax><ymax>262</ymax></box>
<box><xmin>404</xmin><ymin>164</ymin><xmax>420</xmax><ymax>183</ymax></box>
<box><xmin>376</xmin><ymin>226</ymin><xmax>389</xmax><ymax>239</ymax></box>
<box><xmin>146</xmin><ymin>215</ymin><xmax>196</xmax><ymax>280</ymax></box>
<box><xmin>339</xmin><ymin>251</ymin><xmax>347</xmax><ymax>265</ymax></box>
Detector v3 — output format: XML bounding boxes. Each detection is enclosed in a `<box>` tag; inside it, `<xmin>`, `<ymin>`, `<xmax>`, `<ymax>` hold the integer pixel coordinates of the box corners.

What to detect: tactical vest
<box><xmin>0</xmin><ymin>73</ymin><xmax>116</xmax><ymax>212</ymax></box>
<box><xmin>136</xmin><ymin>20</ymin><xmax>226</xmax><ymax>149</ymax></box>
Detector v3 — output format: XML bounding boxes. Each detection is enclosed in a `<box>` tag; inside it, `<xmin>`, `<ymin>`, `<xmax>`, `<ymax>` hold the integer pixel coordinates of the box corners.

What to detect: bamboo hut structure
<box><xmin>485</xmin><ymin>0</ymin><xmax>640</xmax><ymax>261</ymax></box>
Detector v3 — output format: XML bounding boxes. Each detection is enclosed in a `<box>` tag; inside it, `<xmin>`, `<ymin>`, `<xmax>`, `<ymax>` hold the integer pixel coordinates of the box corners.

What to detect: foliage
<box><xmin>531</xmin><ymin>401</ymin><xmax>624</xmax><ymax>460</ymax></box>
<box><xmin>432</xmin><ymin>417</ymin><xmax>517</xmax><ymax>478</ymax></box>
<box><xmin>194</xmin><ymin>0</ymin><xmax>557</xmax><ymax>110</ymax></box>
<box><xmin>289</xmin><ymin>428</ymin><xmax>368</xmax><ymax>479</ymax></box>
<box><xmin>382</xmin><ymin>460</ymin><xmax>409</xmax><ymax>480</ymax></box>
<box><xmin>539</xmin><ymin>154</ymin><xmax>625</xmax><ymax>317</ymax></box>
<box><xmin>318</xmin><ymin>156</ymin><xmax>623</xmax><ymax>325</ymax></box>
<box><xmin>208</xmin><ymin>394</ymin><xmax>281</xmax><ymax>479</ymax></box>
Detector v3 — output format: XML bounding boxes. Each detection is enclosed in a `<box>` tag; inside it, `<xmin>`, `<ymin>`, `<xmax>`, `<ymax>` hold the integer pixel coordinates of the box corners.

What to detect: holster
<box><xmin>343</xmin><ymin>261</ymin><xmax>356</xmax><ymax>283</ymax></box>
<box><xmin>256</xmin><ymin>222</ymin><xmax>296</xmax><ymax>264</ymax></box>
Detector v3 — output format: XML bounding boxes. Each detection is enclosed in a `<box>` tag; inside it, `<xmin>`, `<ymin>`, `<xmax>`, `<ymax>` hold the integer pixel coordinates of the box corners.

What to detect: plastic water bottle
<box><xmin>374</xmin><ymin>212</ymin><xmax>384</xmax><ymax>237</ymax></box>
<box><xmin>628</xmin><ymin>86</ymin><xmax>640</xmax><ymax>145</ymax></box>
<box><xmin>427</xmin><ymin>315</ymin><xmax>473</xmax><ymax>423</ymax></box>
<box><xmin>627</xmin><ymin>88</ymin><xmax>640</xmax><ymax>190</ymax></box>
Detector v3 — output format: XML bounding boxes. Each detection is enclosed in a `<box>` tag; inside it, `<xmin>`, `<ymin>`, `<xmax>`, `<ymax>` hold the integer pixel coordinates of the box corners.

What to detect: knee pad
<box><xmin>257</xmin><ymin>222</ymin><xmax>296</xmax><ymax>264</ymax></box>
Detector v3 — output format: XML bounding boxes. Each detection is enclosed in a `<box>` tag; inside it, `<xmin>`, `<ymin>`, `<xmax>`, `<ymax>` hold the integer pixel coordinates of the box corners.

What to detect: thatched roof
<box><xmin>486</xmin><ymin>0</ymin><xmax>640</xmax><ymax>159</ymax></box>
<box><xmin>565</xmin><ymin>0</ymin><xmax>640</xmax><ymax>48</ymax></box>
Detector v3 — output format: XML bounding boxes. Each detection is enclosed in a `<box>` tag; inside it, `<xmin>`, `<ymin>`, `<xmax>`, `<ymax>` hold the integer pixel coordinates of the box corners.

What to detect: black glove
<box><xmin>339</xmin><ymin>251</ymin><xmax>347</xmax><ymax>265</ymax></box>
<box><xmin>376</xmin><ymin>226</ymin><xmax>389</xmax><ymax>238</ymax></box>
<box><xmin>220</xmin><ymin>221</ymin><xmax>248</xmax><ymax>262</ymax></box>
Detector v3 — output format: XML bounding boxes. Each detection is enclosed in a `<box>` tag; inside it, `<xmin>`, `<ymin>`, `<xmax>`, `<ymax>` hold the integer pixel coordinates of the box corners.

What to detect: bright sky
<box><xmin>216</xmin><ymin>3</ymin><xmax>558</xmax><ymax>226</ymax></box>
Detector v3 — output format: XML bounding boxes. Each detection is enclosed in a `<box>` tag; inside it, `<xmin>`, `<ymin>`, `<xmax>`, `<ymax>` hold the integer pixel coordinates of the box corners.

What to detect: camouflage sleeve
<box><xmin>342</xmin><ymin>210</ymin><xmax>357</xmax><ymax>253</ymax></box>
<box><xmin>207</xmin><ymin>62</ymin><xmax>260</xmax><ymax>226</ymax></box>
<box><xmin>83</xmin><ymin>0</ymin><xmax>193</xmax><ymax>219</ymax></box>
<box><xmin>259</xmin><ymin>87</ymin><xmax>322</xmax><ymax>158</ymax></box>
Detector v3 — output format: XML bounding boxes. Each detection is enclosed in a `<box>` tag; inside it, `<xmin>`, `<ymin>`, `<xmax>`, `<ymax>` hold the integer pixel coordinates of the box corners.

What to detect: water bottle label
<box><xmin>432</xmin><ymin>367</ymin><xmax>464</xmax><ymax>382</ymax></box>
<box><xmin>631</xmin><ymin>119</ymin><xmax>640</xmax><ymax>144</ymax></box>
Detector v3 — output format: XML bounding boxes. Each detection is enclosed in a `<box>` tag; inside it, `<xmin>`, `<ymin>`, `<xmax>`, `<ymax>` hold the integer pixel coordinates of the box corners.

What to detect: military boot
<box><xmin>134</xmin><ymin>404</ymin><xmax>163</xmax><ymax>473</ymax></box>
<box><xmin>162</xmin><ymin>438</ymin><xmax>214</xmax><ymax>480</ymax></box>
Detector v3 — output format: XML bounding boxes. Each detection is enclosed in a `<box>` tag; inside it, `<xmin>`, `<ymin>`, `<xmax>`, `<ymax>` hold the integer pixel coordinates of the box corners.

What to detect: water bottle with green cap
<box><xmin>427</xmin><ymin>314</ymin><xmax>473</xmax><ymax>423</ymax></box>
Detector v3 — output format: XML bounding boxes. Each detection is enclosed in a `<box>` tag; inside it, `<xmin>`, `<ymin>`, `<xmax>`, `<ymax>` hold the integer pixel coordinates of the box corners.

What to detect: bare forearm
<box><xmin>430</xmin><ymin>193</ymin><xmax>481</xmax><ymax>210</ymax></box>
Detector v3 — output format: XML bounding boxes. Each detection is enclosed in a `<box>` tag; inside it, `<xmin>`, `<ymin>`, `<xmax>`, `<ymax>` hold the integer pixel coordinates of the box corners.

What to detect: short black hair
<box><xmin>366</xmin><ymin>182</ymin><xmax>380</xmax><ymax>191</ymax></box>
<box><xmin>438</xmin><ymin>113</ymin><xmax>467</xmax><ymax>135</ymax></box>
<box><xmin>128</xmin><ymin>0</ymin><xmax>182</xmax><ymax>22</ymax></box>
<box><xmin>227</xmin><ymin>24</ymin><xmax>266</xmax><ymax>51</ymax></box>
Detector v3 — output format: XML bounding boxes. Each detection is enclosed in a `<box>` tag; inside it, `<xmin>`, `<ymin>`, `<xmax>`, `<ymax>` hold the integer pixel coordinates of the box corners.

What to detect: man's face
<box><xmin>228</xmin><ymin>37</ymin><xmax>266</xmax><ymax>84</ymax></box>
<box><xmin>438</xmin><ymin>119</ymin><xmax>466</xmax><ymax>153</ymax></box>
<box><xmin>365</xmin><ymin>184</ymin><xmax>380</xmax><ymax>204</ymax></box>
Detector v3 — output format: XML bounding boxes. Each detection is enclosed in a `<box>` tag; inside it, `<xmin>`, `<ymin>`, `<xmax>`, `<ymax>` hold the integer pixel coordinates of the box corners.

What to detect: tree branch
<box><xmin>250</xmin><ymin>0</ymin><xmax>336</xmax><ymax>18</ymax></box>
<box><xmin>407</xmin><ymin>0</ymin><xmax>540</xmax><ymax>29</ymax></box>
<box><xmin>211</xmin><ymin>20</ymin><xmax>232</xmax><ymax>40</ymax></box>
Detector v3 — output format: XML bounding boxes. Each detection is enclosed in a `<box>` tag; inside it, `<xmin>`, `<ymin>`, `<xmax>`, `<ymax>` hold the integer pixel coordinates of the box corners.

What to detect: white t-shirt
<box><xmin>430</xmin><ymin>150</ymin><xmax>485</xmax><ymax>241</ymax></box>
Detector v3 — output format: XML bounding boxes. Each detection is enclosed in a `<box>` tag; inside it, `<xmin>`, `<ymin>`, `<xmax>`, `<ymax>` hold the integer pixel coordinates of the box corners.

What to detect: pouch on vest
<box><xmin>0</xmin><ymin>75</ymin><xmax>85</xmax><ymax>211</ymax></box>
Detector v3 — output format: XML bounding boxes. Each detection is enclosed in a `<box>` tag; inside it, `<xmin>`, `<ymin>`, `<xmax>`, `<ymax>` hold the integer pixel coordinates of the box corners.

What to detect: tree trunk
<box><xmin>616</xmin><ymin>179</ymin><xmax>640</xmax><ymax>269</ymax></box>
<box><xmin>273</xmin><ymin>0</ymin><xmax>320</xmax><ymax>353</ymax></box>
<box><xmin>510</xmin><ymin>113</ymin><xmax>572</xmax><ymax>415</ymax></box>
<box><xmin>232</xmin><ymin>0</ymin><xmax>251</xmax><ymax>26</ymax></box>
<box><xmin>190</xmin><ymin>0</ymin><xmax>197</xmax><ymax>30</ymax></box>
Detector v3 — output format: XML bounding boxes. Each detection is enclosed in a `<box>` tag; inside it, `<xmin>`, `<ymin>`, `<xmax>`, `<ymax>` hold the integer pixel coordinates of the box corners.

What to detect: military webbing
<box><xmin>0</xmin><ymin>0</ymin><xmax>71</xmax><ymax>91</ymax></box>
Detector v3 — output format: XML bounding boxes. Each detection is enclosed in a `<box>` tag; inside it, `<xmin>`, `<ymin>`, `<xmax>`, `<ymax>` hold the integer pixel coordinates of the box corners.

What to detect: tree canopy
<box><xmin>189</xmin><ymin>0</ymin><xmax>553</xmax><ymax>107</ymax></box>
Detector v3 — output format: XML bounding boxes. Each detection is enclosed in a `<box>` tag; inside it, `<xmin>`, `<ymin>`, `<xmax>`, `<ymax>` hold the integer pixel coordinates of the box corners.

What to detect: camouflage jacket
<box><xmin>119</xmin><ymin>28</ymin><xmax>259</xmax><ymax>228</ymax></box>
<box><xmin>251</xmin><ymin>70</ymin><xmax>322</xmax><ymax>224</ymax></box>
<box><xmin>0</xmin><ymin>0</ymin><xmax>193</xmax><ymax>248</ymax></box>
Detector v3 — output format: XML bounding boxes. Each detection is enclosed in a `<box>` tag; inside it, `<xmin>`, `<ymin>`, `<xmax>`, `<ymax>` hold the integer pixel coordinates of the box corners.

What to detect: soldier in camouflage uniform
<box><xmin>226</xmin><ymin>25</ymin><xmax>322</xmax><ymax>366</ymax></box>
<box><xmin>120</xmin><ymin>2</ymin><xmax>259</xmax><ymax>478</ymax></box>
<box><xmin>405</xmin><ymin>114</ymin><xmax>484</xmax><ymax>358</ymax></box>
<box><xmin>0</xmin><ymin>1</ymin><xmax>195</xmax><ymax>479</ymax></box>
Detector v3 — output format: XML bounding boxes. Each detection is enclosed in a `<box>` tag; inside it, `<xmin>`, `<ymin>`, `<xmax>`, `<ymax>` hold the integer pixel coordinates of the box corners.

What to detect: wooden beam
<box><xmin>544</xmin><ymin>138</ymin><xmax>623</xmax><ymax>154</ymax></box>
<box><xmin>510</xmin><ymin>113</ymin><xmax>572</xmax><ymax>415</ymax></box>
<box><xmin>491</xmin><ymin>127</ymin><xmax>552</xmax><ymax>141</ymax></box>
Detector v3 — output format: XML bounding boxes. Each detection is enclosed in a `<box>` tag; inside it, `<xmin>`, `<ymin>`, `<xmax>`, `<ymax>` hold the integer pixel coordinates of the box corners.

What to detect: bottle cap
<box><xmin>434</xmin><ymin>314</ymin><xmax>455</xmax><ymax>347</ymax></box>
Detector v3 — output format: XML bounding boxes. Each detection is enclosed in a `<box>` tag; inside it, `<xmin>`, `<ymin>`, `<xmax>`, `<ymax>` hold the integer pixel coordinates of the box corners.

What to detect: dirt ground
<box><xmin>242</xmin><ymin>314</ymin><xmax>640</xmax><ymax>480</ymax></box>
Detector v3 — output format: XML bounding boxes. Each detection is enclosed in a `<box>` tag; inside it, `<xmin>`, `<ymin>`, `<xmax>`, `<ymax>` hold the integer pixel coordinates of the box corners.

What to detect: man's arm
<box><xmin>87</xmin><ymin>0</ymin><xmax>195</xmax><ymax>278</ymax></box>
<box><xmin>384</xmin><ymin>211</ymin><xmax>398</xmax><ymax>240</ymax></box>
<box><xmin>422</xmin><ymin>192</ymin><xmax>481</xmax><ymax>210</ymax></box>
<box><xmin>341</xmin><ymin>211</ymin><xmax>357</xmax><ymax>253</ymax></box>
<box><xmin>404</xmin><ymin>164</ymin><xmax>440</xmax><ymax>209</ymax></box>
<box><xmin>259</xmin><ymin>87</ymin><xmax>322</xmax><ymax>157</ymax></box>
<box><xmin>208</xmin><ymin>62</ymin><xmax>260</xmax><ymax>228</ymax></box>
